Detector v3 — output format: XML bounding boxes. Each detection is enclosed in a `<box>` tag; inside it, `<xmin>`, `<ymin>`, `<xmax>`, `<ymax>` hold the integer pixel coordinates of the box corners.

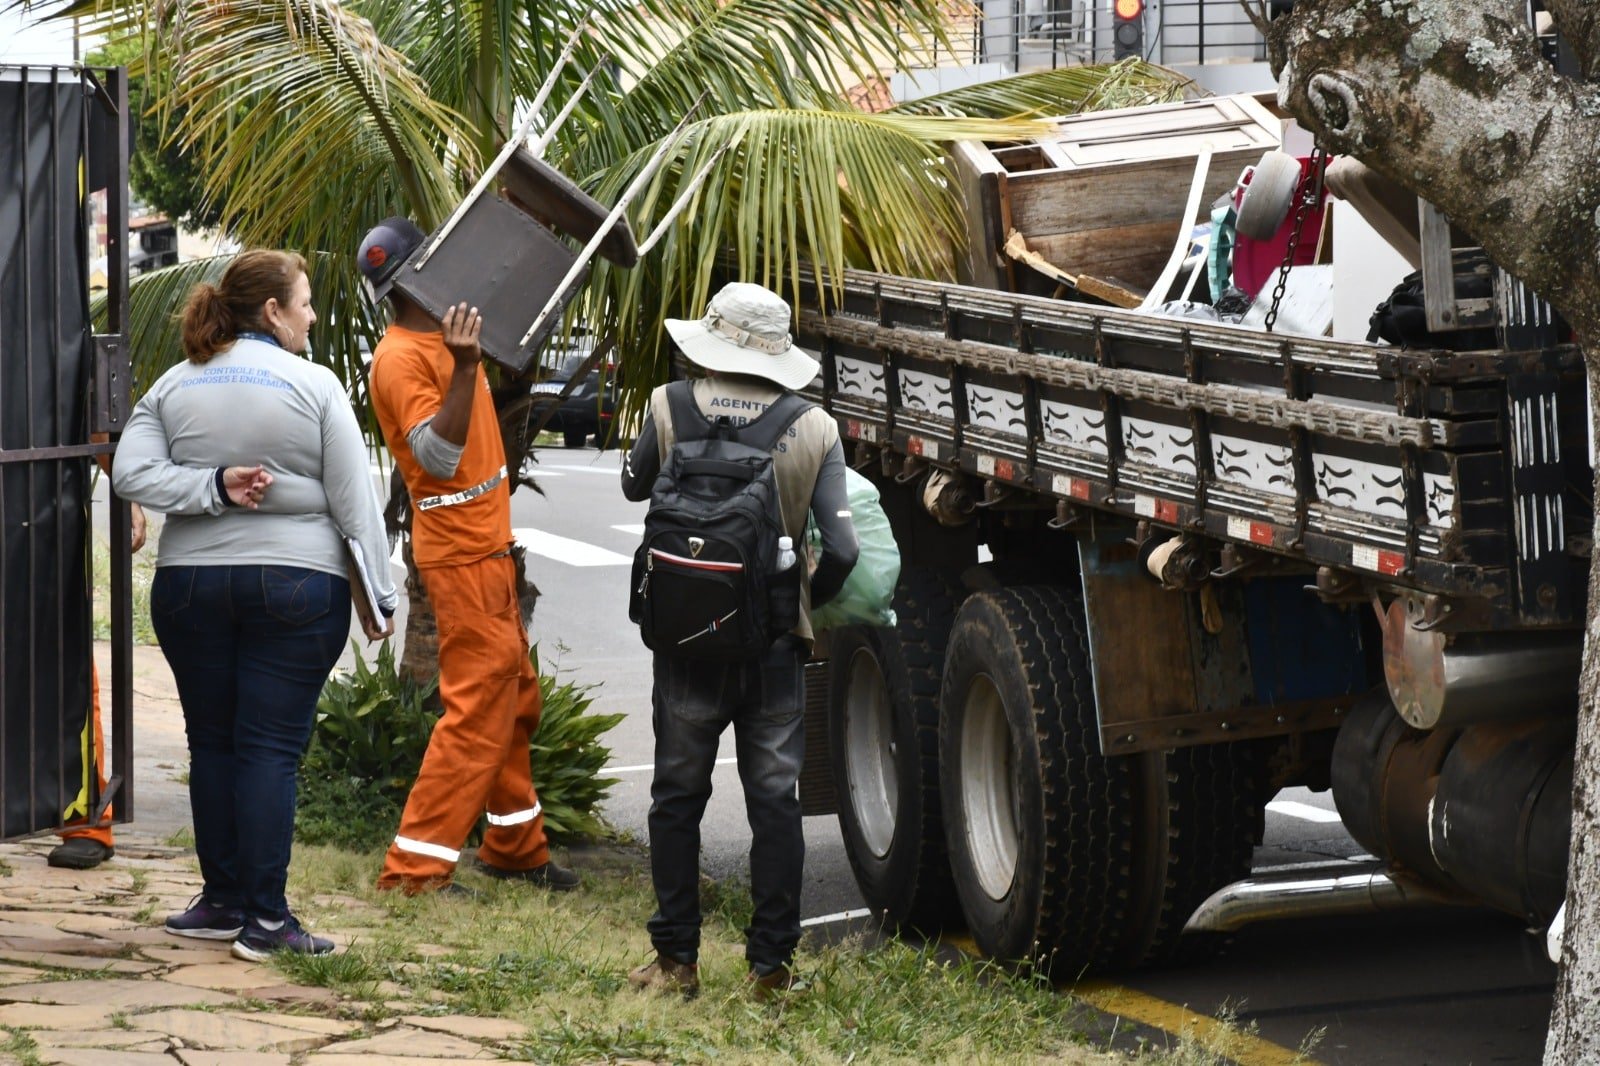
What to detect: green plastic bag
<box><xmin>807</xmin><ymin>467</ymin><xmax>899</xmax><ymax>631</ymax></box>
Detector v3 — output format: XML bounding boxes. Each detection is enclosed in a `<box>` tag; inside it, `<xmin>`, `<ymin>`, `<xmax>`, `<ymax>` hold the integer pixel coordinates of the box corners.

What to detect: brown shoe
<box><xmin>628</xmin><ymin>954</ymin><xmax>699</xmax><ymax>998</ymax></box>
<box><xmin>748</xmin><ymin>964</ymin><xmax>803</xmax><ymax>1002</ymax></box>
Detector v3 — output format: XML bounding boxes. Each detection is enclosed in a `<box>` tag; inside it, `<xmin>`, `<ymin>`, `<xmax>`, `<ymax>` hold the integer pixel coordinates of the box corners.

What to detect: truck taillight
<box><xmin>1113</xmin><ymin>0</ymin><xmax>1145</xmax><ymax>58</ymax></box>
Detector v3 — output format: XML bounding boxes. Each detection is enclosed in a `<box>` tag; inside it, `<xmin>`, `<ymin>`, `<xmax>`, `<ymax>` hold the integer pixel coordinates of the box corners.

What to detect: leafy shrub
<box><xmin>296</xmin><ymin>641</ymin><xmax>622</xmax><ymax>853</ymax></box>
<box><xmin>532</xmin><ymin>673</ymin><xmax>623</xmax><ymax>841</ymax></box>
<box><xmin>297</xmin><ymin>641</ymin><xmax>439</xmax><ymax>850</ymax></box>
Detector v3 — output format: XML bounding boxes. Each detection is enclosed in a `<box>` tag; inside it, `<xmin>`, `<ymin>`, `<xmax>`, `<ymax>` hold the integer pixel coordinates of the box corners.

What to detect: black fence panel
<box><xmin>0</xmin><ymin>66</ymin><xmax>130</xmax><ymax>840</ymax></box>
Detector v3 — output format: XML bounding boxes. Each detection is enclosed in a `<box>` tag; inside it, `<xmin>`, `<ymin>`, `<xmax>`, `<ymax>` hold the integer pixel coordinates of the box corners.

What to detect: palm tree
<box><xmin>62</xmin><ymin>0</ymin><xmax>1183</xmax><ymax>679</ymax></box>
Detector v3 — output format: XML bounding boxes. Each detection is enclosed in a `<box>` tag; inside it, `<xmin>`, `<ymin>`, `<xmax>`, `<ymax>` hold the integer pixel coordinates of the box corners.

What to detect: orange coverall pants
<box><xmin>377</xmin><ymin>553</ymin><xmax>550</xmax><ymax>892</ymax></box>
<box><xmin>59</xmin><ymin>662</ymin><xmax>113</xmax><ymax>847</ymax></box>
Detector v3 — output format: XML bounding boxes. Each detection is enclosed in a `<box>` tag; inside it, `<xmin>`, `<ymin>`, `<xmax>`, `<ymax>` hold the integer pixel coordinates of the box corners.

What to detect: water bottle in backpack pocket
<box><xmin>629</xmin><ymin>382</ymin><xmax>812</xmax><ymax>661</ymax></box>
<box><xmin>767</xmin><ymin>535</ymin><xmax>801</xmax><ymax>635</ymax></box>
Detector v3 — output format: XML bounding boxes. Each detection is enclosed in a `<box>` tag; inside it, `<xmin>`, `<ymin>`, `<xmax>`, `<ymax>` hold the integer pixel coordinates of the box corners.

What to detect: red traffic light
<box><xmin>1114</xmin><ymin>0</ymin><xmax>1144</xmax><ymax>18</ymax></box>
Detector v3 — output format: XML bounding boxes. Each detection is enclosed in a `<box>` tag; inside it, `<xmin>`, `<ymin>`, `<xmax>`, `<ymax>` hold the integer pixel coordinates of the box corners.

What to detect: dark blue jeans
<box><xmin>646</xmin><ymin>637</ymin><xmax>806</xmax><ymax>975</ymax></box>
<box><xmin>150</xmin><ymin>564</ymin><xmax>349</xmax><ymax>922</ymax></box>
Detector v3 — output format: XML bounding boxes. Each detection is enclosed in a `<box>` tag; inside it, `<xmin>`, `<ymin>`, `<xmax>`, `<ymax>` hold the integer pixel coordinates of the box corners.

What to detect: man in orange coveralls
<box><xmin>357</xmin><ymin>216</ymin><xmax>579</xmax><ymax>895</ymax></box>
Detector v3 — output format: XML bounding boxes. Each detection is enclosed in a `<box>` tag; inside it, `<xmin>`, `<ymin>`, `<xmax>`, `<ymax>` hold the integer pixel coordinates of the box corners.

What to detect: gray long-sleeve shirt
<box><xmin>111</xmin><ymin>338</ymin><xmax>398</xmax><ymax>613</ymax></box>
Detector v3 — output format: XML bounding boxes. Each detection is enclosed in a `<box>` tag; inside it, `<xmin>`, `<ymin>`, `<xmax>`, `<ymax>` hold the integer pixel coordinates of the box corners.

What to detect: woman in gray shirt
<box><xmin>113</xmin><ymin>249</ymin><xmax>395</xmax><ymax>961</ymax></box>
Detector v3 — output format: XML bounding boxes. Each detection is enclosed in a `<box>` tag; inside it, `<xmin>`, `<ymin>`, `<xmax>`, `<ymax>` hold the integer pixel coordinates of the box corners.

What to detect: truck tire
<box><xmin>1133</xmin><ymin>740</ymin><xmax>1259</xmax><ymax>966</ymax></box>
<box><xmin>829</xmin><ymin>569</ymin><xmax>964</xmax><ymax>931</ymax></box>
<box><xmin>939</xmin><ymin>584</ymin><xmax>1256</xmax><ymax>974</ymax></box>
<box><xmin>940</xmin><ymin>584</ymin><xmax>1136</xmax><ymax>973</ymax></box>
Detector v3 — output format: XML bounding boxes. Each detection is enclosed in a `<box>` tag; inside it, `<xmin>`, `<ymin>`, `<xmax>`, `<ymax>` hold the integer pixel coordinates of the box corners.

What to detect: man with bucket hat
<box><xmin>621</xmin><ymin>281</ymin><xmax>859</xmax><ymax>999</ymax></box>
<box><xmin>356</xmin><ymin>216</ymin><xmax>579</xmax><ymax>897</ymax></box>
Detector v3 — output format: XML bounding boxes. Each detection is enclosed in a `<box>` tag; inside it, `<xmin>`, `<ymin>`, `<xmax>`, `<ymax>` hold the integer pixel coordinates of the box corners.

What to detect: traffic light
<box><xmin>1113</xmin><ymin>0</ymin><xmax>1144</xmax><ymax>59</ymax></box>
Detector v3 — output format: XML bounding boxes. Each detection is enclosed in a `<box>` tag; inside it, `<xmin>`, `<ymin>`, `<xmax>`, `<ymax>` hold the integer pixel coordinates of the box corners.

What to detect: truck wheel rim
<box><xmin>961</xmin><ymin>674</ymin><xmax>1017</xmax><ymax>901</ymax></box>
<box><xmin>844</xmin><ymin>645</ymin><xmax>897</xmax><ymax>859</ymax></box>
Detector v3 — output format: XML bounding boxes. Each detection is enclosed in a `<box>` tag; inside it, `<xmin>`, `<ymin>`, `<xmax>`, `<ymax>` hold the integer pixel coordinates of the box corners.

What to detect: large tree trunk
<box><xmin>1548</xmin><ymin>351</ymin><xmax>1600</xmax><ymax>1061</ymax></box>
<box><xmin>1256</xmin><ymin>3</ymin><xmax>1600</xmax><ymax>1059</ymax></box>
<box><xmin>398</xmin><ymin>538</ymin><xmax>441</xmax><ymax>690</ymax></box>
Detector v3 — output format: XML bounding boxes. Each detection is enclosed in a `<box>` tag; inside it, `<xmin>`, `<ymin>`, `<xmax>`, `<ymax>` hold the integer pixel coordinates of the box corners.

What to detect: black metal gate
<box><xmin>0</xmin><ymin>65</ymin><xmax>132</xmax><ymax>840</ymax></box>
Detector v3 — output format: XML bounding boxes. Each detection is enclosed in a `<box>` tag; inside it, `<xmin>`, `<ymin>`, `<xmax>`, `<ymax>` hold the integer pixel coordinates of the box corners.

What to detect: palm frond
<box><xmin>564</xmin><ymin>0</ymin><xmax>956</xmax><ymax>174</ymax></box>
<box><xmin>583</xmin><ymin>107</ymin><xmax>1055</xmax><ymax>415</ymax></box>
<box><xmin>151</xmin><ymin>0</ymin><xmax>469</xmax><ymax>249</ymax></box>
<box><xmin>110</xmin><ymin>257</ymin><xmax>228</xmax><ymax>398</ymax></box>
<box><xmin>886</xmin><ymin>59</ymin><xmax>1190</xmax><ymax>118</ymax></box>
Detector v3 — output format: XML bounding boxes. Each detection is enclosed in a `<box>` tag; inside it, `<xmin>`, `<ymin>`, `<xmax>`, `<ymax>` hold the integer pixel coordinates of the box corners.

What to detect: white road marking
<box><xmin>1254</xmin><ymin>856</ymin><xmax>1377</xmax><ymax>874</ymax></box>
<box><xmin>1266</xmin><ymin>800</ymin><xmax>1343</xmax><ymax>824</ymax></box>
<box><xmin>801</xmin><ymin>908</ymin><xmax>873</xmax><ymax>928</ymax></box>
<box><xmin>606</xmin><ymin>757</ymin><xmax>738</xmax><ymax>774</ymax></box>
<box><xmin>539</xmin><ymin>463</ymin><xmax>624</xmax><ymax>475</ymax></box>
<box><xmin>612</xmin><ymin>524</ymin><xmax>645</xmax><ymax>536</ymax></box>
<box><xmin>513</xmin><ymin>528</ymin><xmax>631</xmax><ymax>567</ymax></box>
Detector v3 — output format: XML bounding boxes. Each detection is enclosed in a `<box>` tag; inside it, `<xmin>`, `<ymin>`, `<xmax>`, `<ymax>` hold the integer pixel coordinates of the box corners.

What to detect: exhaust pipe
<box><xmin>1184</xmin><ymin>862</ymin><xmax>1466</xmax><ymax>934</ymax></box>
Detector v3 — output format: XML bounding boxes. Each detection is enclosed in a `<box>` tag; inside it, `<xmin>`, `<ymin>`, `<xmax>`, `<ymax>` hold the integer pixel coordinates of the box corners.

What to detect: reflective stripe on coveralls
<box><xmin>59</xmin><ymin>661</ymin><xmax>113</xmax><ymax>847</ymax></box>
<box><xmin>486</xmin><ymin>802</ymin><xmax>541</xmax><ymax>826</ymax></box>
<box><xmin>414</xmin><ymin>466</ymin><xmax>507</xmax><ymax>511</ymax></box>
<box><xmin>392</xmin><ymin>836</ymin><xmax>461</xmax><ymax>863</ymax></box>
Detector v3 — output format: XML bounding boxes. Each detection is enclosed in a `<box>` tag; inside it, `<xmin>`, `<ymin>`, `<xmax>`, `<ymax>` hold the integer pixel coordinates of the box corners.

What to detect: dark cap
<box><xmin>357</xmin><ymin>216</ymin><xmax>426</xmax><ymax>301</ymax></box>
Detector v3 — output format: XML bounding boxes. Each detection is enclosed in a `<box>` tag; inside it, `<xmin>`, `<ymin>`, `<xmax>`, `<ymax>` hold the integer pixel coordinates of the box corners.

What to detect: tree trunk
<box><xmin>397</xmin><ymin>537</ymin><xmax>441</xmax><ymax>692</ymax></box>
<box><xmin>1259</xmin><ymin>4</ymin><xmax>1600</xmax><ymax>1059</ymax></box>
<box><xmin>1546</xmin><ymin>351</ymin><xmax>1600</xmax><ymax>1061</ymax></box>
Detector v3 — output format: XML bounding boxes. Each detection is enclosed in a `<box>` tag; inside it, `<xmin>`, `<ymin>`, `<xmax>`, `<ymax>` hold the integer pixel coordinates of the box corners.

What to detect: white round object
<box><xmin>1235</xmin><ymin>151</ymin><xmax>1303</xmax><ymax>240</ymax></box>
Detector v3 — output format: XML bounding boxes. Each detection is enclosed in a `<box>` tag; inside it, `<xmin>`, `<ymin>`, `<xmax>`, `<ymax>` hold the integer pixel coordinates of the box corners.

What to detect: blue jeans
<box><xmin>646</xmin><ymin>637</ymin><xmax>806</xmax><ymax>975</ymax></box>
<box><xmin>150</xmin><ymin>565</ymin><xmax>349</xmax><ymax>921</ymax></box>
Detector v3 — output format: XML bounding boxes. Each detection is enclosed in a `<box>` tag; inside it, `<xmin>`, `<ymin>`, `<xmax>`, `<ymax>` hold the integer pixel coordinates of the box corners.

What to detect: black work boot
<box><xmin>47</xmin><ymin>838</ymin><xmax>114</xmax><ymax>870</ymax></box>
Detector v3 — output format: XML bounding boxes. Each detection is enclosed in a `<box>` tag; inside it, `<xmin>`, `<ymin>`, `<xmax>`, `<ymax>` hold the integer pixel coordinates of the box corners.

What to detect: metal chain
<box><xmin>1264</xmin><ymin>145</ymin><xmax>1329</xmax><ymax>334</ymax></box>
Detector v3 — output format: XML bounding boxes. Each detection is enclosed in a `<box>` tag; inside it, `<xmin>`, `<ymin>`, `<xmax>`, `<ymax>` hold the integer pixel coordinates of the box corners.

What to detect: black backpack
<box><xmin>1367</xmin><ymin>269</ymin><xmax>1498</xmax><ymax>351</ymax></box>
<box><xmin>629</xmin><ymin>381</ymin><xmax>811</xmax><ymax>661</ymax></box>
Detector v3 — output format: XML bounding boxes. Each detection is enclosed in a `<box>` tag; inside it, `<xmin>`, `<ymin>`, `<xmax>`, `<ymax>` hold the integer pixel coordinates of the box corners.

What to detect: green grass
<box><xmin>277</xmin><ymin>843</ymin><xmax>1126</xmax><ymax>1066</ymax></box>
<box><xmin>90</xmin><ymin>524</ymin><xmax>159</xmax><ymax>646</ymax></box>
<box><xmin>0</xmin><ymin>1028</ymin><xmax>42</xmax><ymax>1066</ymax></box>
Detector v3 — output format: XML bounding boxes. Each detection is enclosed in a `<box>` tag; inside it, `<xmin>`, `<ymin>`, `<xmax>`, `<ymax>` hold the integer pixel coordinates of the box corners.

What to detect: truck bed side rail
<box><xmin>794</xmin><ymin>267</ymin><xmax>1590</xmax><ymax>627</ymax></box>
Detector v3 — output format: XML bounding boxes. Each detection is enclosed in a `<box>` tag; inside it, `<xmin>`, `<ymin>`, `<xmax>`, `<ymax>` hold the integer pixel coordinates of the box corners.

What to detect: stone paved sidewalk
<box><xmin>0</xmin><ymin>643</ymin><xmax>551</xmax><ymax>1065</ymax></box>
<box><xmin>0</xmin><ymin>833</ymin><xmax>540</xmax><ymax>1065</ymax></box>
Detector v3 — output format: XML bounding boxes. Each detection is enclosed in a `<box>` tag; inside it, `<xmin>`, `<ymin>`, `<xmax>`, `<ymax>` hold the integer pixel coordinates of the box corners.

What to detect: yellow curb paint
<box><xmin>944</xmin><ymin>933</ymin><xmax>981</xmax><ymax>956</ymax></box>
<box><xmin>940</xmin><ymin>934</ymin><xmax>1314</xmax><ymax>1066</ymax></box>
<box><xmin>1071</xmin><ymin>980</ymin><xmax>1317</xmax><ymax>1066</ymax></box>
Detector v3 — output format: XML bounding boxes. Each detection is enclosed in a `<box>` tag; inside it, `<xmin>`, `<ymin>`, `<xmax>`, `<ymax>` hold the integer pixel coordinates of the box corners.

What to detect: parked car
<box><xmin>532</xmin><ymin>344</ymin><xmax>620</xmax><ymax>448</ymax></box>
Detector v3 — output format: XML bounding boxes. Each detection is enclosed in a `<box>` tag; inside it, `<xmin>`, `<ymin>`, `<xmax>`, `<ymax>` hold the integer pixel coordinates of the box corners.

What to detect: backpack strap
<box><xmin>733</xmin><ymin>391</ymin><xmax>812</xmax><ymax>453</ymax></box>
<box><xmin>663</xmin><ymin>380</ymin><xmax>712</xmax><ymax>443</ymax></box>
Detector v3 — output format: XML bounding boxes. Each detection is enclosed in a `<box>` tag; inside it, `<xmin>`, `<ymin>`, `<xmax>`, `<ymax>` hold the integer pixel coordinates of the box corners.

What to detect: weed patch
<box><xmin>90</xmin><ymin>519</ymin><xmax>158</xmax><ymax>646</ymax></box>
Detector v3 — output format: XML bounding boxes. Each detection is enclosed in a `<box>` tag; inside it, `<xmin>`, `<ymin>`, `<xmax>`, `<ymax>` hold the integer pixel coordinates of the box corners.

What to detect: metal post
<box><xmin>105</xmin><ymin>65</ymin><xmax>134</xmax><ymax>824</ymax></box>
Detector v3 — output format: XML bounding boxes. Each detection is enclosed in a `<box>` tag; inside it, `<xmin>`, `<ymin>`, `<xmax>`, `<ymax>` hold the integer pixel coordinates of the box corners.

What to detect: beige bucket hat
<box><xmin>664</xmin><ymin>282</ymin><xmax>821</xmax><ymax>391</ymax></box>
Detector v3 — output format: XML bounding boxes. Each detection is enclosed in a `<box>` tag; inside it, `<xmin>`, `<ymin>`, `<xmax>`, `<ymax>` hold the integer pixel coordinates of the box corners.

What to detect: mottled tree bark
<box><xmin>1258</xmin><ymin>2</ymin><xmax>1600</xmax><ymax>1061</ymax></box>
